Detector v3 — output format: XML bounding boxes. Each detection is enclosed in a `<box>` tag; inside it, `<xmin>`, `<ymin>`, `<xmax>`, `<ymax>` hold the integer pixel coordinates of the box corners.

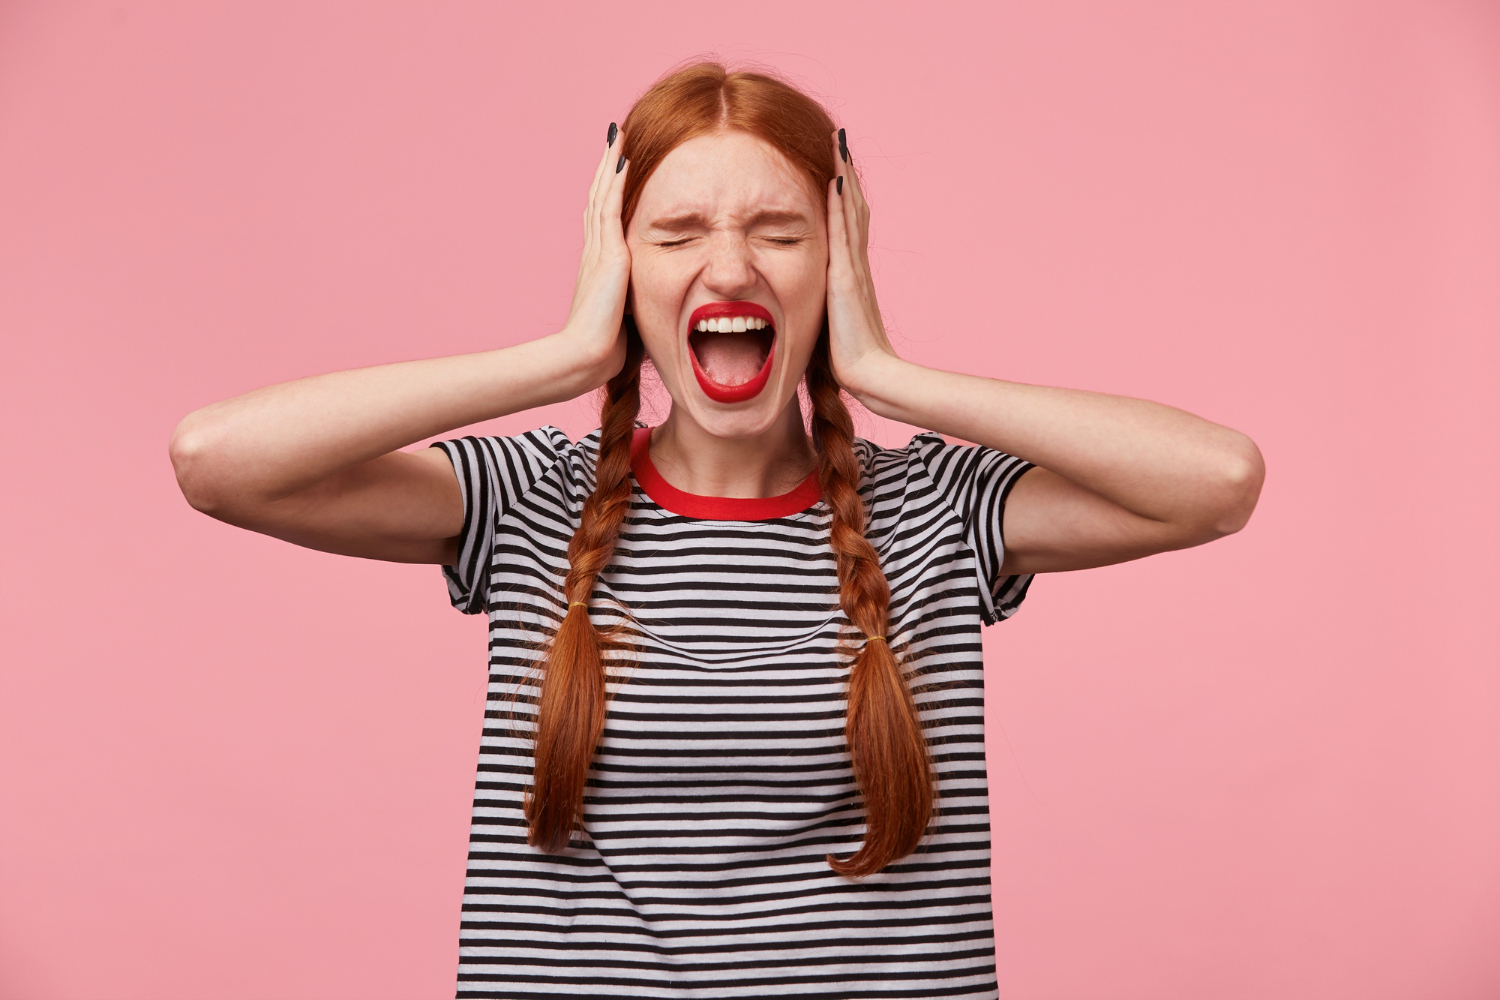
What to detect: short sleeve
<box><xmin>429</xmin><ymin>425</ymin><xmax>572</xmax><ymax>615</ymax></box>
<box><xmin>907</xmin><ymin>431</ymin><xmax>1038</xmax><ymax>626</ymax></box>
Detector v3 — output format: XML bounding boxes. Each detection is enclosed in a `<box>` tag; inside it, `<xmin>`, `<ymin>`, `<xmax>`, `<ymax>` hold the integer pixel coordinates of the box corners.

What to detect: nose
<box><xmin>700</xmin><ymin>231</ymin><xmax>756</xmax><ymax>299</ymax></box>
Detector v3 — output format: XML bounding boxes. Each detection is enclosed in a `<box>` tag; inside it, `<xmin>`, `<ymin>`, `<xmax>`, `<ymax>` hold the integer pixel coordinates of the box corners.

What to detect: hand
<box><xmin>559</xmin><ymin>125</ymin><xmax>632</xmax><ymax>384</ymax></box>
<box><xmin>825</xmin><ymin>128</ymin><xmax>902</xmax><ymax>401</ymax></box>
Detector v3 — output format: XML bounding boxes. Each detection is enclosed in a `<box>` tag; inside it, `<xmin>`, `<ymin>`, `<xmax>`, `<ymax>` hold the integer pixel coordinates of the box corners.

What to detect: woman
<box><xmin>172</xmin><ymin>62</ymin><xmax>1263</xmax><ymax>999</ymax></box>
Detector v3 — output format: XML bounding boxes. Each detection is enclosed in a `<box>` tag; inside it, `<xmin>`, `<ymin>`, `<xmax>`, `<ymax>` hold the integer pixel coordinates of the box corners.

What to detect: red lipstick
<box><xmin>686</xmin><ymin>301</ymin><xmax>777</xmax><ymax>404</ymax></box>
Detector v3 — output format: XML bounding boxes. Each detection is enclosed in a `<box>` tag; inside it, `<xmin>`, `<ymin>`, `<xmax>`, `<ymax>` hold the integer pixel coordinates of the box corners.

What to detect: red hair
<box><xmin>524</xmin><ymin>61</ymin><xmax>935</xmax><ymax>879</ymax></box>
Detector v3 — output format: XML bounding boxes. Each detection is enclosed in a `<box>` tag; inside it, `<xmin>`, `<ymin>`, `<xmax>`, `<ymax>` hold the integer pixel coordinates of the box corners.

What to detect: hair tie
<box><xmin>867</xmin><ymin>635</ymin><xmax>887</xmax><ymax>643</ymax></box>
<box><xmin>568</xmin><ymin>601</ymin><xmax>587</xmax><ymax>609</ymax></box>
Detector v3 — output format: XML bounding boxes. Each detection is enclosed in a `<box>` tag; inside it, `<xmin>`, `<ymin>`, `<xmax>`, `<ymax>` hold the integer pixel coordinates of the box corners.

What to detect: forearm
<box><xmin>171</xmin><ymin>332</ymin><xmax>607</xmax><ymax>505</ymax></box>
<box><xmin>851</xmin><ymin>354</ymin><xmax>1264</xmax><ymax>533</ymax></box>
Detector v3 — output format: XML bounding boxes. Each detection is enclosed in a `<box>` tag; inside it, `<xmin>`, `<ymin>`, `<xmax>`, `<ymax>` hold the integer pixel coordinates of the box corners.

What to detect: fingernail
<box><xmin>607</xmin><ymin>122</ymin><xmax>618</xmax><ymax>147</ymax></box>
<box><xmin>836</xmin><ymin>175</ymin><xmax>843</xmax><ymax>195</ymax></box>
<box><xmin>616</xmin><ymin>154</ymin><xmax>626</xmax><ymax>174</ymax></box>
<box><xmin>838</xmin><ymin>127</ymin><xmax>848</xmax><ymax>163</ymax></box>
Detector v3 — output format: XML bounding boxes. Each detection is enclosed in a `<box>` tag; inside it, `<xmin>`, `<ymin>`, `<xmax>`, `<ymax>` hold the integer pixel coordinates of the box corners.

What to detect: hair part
<box><xmin>618</xmin><ymin>61</ymin><xmax>839</xmax><ymax>232</ymax></box>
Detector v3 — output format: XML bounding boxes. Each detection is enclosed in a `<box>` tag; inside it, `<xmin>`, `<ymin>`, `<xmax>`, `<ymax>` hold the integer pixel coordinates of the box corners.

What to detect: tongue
<box><xmin>695</xmin><ymin>332</ymin><xmax>765</xmax><ymax>386</ymax></box>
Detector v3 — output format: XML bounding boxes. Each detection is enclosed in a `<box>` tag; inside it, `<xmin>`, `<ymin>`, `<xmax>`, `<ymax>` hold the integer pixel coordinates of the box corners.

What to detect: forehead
<box><xmin>632</xmin><ymin>130</ymin><xmax>821</xmax><ymax>228</ymax></box>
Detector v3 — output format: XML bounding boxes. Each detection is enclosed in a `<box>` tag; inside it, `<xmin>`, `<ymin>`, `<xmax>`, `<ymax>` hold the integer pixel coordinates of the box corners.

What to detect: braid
<box><xmin>525</xmin><ymin>324</ymin><xmax>645</xmax><ymax>853</ymax></box>
<box><xmin>805</xmin><ymin>331</ymin><xmax>936</xmax><ymax>878</ymax></box>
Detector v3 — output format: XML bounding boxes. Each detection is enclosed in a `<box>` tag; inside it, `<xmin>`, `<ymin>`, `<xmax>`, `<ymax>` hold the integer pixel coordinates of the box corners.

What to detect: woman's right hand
<box><xmin>559</xmin><ymin>124</ymin><xmax>632</xmax><ymax>384</ymax></box>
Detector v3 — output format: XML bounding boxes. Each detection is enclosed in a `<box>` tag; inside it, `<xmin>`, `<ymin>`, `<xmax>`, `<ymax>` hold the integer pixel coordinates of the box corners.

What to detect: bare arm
<box><xmin>823</xmin><ymin>130</ymin><xmax>1264</xmax><ymax>576</ymax></box>
<box><xmin>169</xmin><ymin>337</ymin><xmax>616</xmax><ymax>563</ymax></box>
<box><xmin>847</xmin><ymin>356</ymin><xmax>1264</xmax><ymax>574</ymax></box>
<box><xmin>170</xmin><ymin>130</ymin><xmax>633</xmax><ymax>564</ymax></box>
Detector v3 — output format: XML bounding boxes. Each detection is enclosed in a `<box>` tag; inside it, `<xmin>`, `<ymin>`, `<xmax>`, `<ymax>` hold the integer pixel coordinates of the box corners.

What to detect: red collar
<box><xmin>629</xmin><ymin>426</ymin><xmax>822</xmax><ymax>521</ymax></box>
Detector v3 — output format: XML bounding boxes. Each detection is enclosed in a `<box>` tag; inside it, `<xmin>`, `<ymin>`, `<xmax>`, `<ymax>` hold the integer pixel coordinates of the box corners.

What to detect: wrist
<box><xmin>842</xmin><ymin>351</ymin><xmax>909</xmax><ymax>419</ymax></box>
<box><xmin>541</xmin><ymin>329</ymin><xmax>624</xmax><ymax>397</ymax></box>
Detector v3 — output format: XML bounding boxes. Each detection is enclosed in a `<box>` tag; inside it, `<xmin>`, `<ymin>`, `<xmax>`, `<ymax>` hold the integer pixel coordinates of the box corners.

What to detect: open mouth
<box><xmin>686</xmin><ymin>301</ymin><xmax>776</xmax><ymax>403</ymax></box>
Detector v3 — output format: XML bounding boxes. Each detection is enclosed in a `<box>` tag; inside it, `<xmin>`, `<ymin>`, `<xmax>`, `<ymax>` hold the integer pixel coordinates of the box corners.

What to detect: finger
<box><xmin>827</xmin><ymin>131</ymin><xmax>847</xmax><ymax>246</ymax></box>
<box><xmin>833</xmin><ymin>139</ymin><xmax>872</xmax><ymax>257</ymax></box>
<box><xmin>596</xmin><ymin>126</ymin><xmax>626</xmax><ymax>229</ymax></box>
<box><xmin>588</xmin><ymin>123</ymin><xmax>617</xmax><ymax>206</ymax></box>
<box><xmin>826</xmin><ymin>174</ymin><xmax>855</xmax><ymax>278</ymax></box>
<box><xmin>584</xmin><ymin>124</ymin><xmax>619</xmax><ymax>247</ymax></box>
<box><xmin>572</xmin><ymin>131</ymin><xmax>617</xmax><ymax>306</ymax></box>
<box><xmin>830</xmin><ymin>131</ymin><xmax>862</xmax><ymax>260</ymax></box>
<box><xmin>603</xmin><ymin>153</ymin><xmax>629</xmax><ymax>245</ymax></box>
<box><xmin>835</xmin><ymin>127</ymin><xmax>870</xmax><ymax>217</ymax></box>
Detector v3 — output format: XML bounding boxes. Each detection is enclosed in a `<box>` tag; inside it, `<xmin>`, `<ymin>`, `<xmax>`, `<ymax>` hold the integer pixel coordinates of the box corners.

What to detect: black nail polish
<box><xmin>607</xmin><ymin>122</ymin><xmax>617</xmax><ymax>147</ymax></box>
<box><xmin>616</xmin><ymin>154</ymin><xmax>626</xmax><ymax>173</ymax></box>
<box><xmin>838</xmin><ymin>127</ymin><xmax>848</xmax><ymax>163</ymax></box>
<box><xmin>836</xmin><ymin>175</ymin><xmax>843</xmax><ymax>195</ymax></box>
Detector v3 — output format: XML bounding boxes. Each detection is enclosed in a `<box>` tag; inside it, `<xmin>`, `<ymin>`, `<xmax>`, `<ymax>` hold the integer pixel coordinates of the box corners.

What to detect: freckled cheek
<box><xmin>766</xmin><ymin>259</ymin><xmax>827</xmax><ymax>340</ymax></box>
<box><xmin>629</xmin><ymin>259</ymin><xmax>692</xmax><ymax>358</ymax></box>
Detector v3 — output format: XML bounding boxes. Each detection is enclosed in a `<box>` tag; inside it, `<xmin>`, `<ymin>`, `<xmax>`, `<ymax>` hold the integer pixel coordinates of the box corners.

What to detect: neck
<box><xmin>648</xmin><ymin>400</ymin><xmax>818</xmax><ymax>499</ymax></box>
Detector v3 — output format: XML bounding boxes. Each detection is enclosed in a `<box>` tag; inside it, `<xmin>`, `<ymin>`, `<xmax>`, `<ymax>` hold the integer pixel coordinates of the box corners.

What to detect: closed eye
<box><xmin>656</xmin><ymin>236</ymin><xmax>800</xmax><ymax>248</ymax></box>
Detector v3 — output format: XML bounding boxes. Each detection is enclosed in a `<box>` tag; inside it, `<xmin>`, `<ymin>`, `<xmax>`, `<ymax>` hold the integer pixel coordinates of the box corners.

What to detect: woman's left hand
<box><xmin>825</xmin><ymin>128</ymin><xmax>902</xmax><ymax>399</ymax></box>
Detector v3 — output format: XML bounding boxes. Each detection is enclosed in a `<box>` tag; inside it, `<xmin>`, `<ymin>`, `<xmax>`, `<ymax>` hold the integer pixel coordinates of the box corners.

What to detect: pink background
<box><xmin>2</xmin><ymin>2</ymin><xmax>1497</xmax><ymax>998</ymax></box>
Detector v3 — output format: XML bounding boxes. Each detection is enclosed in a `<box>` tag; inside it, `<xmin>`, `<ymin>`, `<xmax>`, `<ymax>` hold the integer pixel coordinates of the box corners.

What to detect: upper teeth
<box><xmin>696</xmin><ymin>316</ymin><xmax>768</xmax><ymax>332</ymax></box>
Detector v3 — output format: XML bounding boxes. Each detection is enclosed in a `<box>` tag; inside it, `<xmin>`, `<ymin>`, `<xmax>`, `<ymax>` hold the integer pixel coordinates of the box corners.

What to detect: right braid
<box><xmin>524</xmin><ymin>324</ymin><xmax>644</xmax><ymax>853</ymax></box>
<box><xmin>805</xmin><ymin>331</ymin><xmax>937</xmax><ymax>878</ymax></box>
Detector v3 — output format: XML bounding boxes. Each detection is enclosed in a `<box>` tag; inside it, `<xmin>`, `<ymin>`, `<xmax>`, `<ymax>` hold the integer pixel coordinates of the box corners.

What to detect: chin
<box><xmin>676</xmin><ymin>379</ymin><xmax>790</xmax><ymax>438</ymax></box>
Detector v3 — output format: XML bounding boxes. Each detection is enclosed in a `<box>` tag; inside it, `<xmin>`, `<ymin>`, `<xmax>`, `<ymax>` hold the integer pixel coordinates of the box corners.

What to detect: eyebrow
<box><xmin>644</xmin><ymin>209</ymin><xmax>812</xmax><ymax>231</ymax></box>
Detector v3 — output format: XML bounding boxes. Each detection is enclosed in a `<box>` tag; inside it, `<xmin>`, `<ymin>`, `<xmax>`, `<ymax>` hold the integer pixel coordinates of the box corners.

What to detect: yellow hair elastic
<box><xmin>867</xmin><ymin>635</ymin><xmax>887</xmax><ymax>643</ymax></box>
<box><xmin>569</xmin><ymin>602</ymin><xmax>588</xmax><ymax>609</ymax></box>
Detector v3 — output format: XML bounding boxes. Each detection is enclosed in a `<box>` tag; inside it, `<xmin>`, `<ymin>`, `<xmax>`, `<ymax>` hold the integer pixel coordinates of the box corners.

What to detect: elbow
<box><xmin>1203</xmin><ymin>433</ymin><xmax>1266</xmax><ymax>538</ymax></box>
<box><xmin>169</xmin><ymin>412</ymin><xmax>233</xmax><ymax>517</ymax></box>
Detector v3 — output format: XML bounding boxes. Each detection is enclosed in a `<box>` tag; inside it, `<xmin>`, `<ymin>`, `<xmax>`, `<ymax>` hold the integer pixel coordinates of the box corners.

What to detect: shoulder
<box><xmin>492</xmin><ymin>422</ymin><xmax>579</xmax><ymax>470</ymax></box>
<box><xmin>848</xmin><ymin>431</ymin><xmax>951</xmax><ymax>505</ymax></box>
<box><xmin>528</xmin><ymin>424</ymin><xmax>576</xmax><ymax>455</ymax></box>
<box><xmin>514</xmin><ymin>425</ymin><xmax>602</xmax><ymax>496</ymax></box>
<box><xmin>435</xmin><ymin>424</ymin><xmax>576</xmax><ymax>467</ymax></box>
<box><xmin>432</xmin><ymin>425</ymin><xmax>594</xmax><ymax>512</ymax></box>
<box><xmin>852</xmin><ymin>430</ymin><xmax>951</xmax><ymax>478</ymax></box>
<box><xmin>855</xmin><ymin>430</ymin><xmax>1029</xmax><ymax>516</ymax></box>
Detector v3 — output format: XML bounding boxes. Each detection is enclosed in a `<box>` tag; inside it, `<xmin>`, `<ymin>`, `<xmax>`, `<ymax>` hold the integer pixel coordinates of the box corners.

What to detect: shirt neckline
<box><xmin>629</xmin><ymin>426</ymin><xmax>823</xmax><ymax>521</ymax></box>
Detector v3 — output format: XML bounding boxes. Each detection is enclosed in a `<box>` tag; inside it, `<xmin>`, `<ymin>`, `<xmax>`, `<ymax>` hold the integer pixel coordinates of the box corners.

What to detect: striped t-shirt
<box><xmin>434</xmin><ymin>423</ymin><xmax>1035</xmax><ymax>999</ymax></box>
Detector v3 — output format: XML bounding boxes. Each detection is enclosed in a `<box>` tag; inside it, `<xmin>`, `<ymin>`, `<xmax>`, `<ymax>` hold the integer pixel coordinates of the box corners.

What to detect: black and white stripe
<box><xmin>434</xmin><ymin>425</ymin><xmax>1035</xmax><ymax>999</ymax></box>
